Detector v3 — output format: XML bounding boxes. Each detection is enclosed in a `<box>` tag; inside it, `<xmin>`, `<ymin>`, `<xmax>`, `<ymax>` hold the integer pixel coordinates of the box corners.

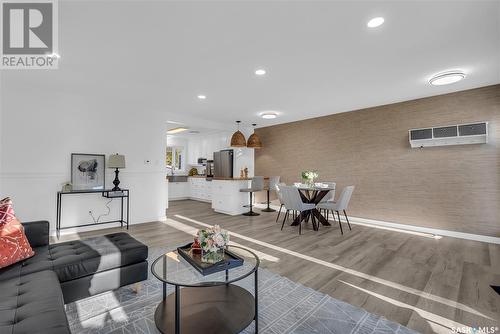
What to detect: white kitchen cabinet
<box><xmin>211</xmin><ymin>180</ymin><xmax>250</xmax><ymax>215</ymax></box>
<box><xmin>168</xmin><ymin>177</ymin><xmax>249</xmax><ymax>214</ymax></box>
<box><xmin>188</xmin><ymin>177</ymin><xmax>212</xmax><ymax>202</ymax></box>
<box><xmin>168</xmin><ymin>181</ymin><xmax>190</xmax><ymax>200</ymax></box>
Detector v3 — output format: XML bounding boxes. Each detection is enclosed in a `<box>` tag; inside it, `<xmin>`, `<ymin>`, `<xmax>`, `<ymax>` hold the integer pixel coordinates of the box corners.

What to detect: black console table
<box><xmin>56</xmin><ymin>189</ymin><xmax>129</xmax><ymax>237</ymax></box>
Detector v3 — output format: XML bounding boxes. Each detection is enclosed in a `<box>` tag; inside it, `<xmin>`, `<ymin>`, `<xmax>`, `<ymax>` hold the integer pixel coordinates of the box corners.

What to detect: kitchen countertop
<box><xmin>168</xmin><ymin>176</ymin><xmax>268</xmax><ymax>181</ymax></box>
<box><xmin>212</xmin><ymin>177</ymin><xmax>253</xmax><ymax>181</ymax></box>
<box><xmin>166</xmin><ymin>175</ymin><xmax>188</xmax><ymax>182</ymax></box>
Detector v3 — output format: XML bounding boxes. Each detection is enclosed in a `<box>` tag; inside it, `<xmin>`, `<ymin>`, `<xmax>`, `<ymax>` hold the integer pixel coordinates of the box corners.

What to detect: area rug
<box><xmin>65</xmin><ymin>247</ymin><xmax>417</xmax><ymax>334</ymax></box>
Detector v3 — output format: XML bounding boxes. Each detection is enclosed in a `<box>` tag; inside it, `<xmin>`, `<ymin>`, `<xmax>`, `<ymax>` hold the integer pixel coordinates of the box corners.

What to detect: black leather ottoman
<box><xmin>49</xmin><ymin>232</ymin><xmax>149</xmax><ymax>303</ymax></box>
<box><xmin>0</xmin><ymin>270</ymin><xmax>70</xmax><ymax>334</ymax></box>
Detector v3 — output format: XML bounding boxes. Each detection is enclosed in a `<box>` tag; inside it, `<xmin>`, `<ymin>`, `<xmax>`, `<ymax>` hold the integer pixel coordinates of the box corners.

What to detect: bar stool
<box><xmin>240</xmin><ymin>176</ymin><xmax>264</xmax><ymax>216</ymax></box>
<box><xmin>262</xmin><ymin>176</ymin><xmax>280</xmax><ymax>212</ymax></box>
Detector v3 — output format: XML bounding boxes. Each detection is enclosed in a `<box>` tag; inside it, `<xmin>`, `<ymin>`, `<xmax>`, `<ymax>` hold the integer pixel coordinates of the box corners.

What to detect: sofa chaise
<box><xmin>0</xmin><ymin>220</ymin><xmax>148</xmax><ymax>334</ymax></box>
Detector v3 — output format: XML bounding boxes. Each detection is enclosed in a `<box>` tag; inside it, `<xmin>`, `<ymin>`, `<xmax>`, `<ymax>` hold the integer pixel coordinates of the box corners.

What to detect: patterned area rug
<box><xmin>66</xmin><ymin>247</ymin><xmax>418</xmax><ymax>334</ymax></box>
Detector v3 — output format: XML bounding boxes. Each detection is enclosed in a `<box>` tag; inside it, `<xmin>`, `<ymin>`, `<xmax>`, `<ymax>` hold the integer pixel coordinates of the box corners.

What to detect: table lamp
<box><xmin>108</xmin><ymin>153</ymin><xmax>126</xmax><ymax>191</ymax></box>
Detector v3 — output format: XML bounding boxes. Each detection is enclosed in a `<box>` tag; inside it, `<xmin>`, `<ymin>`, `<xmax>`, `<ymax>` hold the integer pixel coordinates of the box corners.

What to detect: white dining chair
<box><xmin>318</xmin><ymin>182</ymin><xmax>336</xmax><ymax>219</ymax></box>
<box><xmin>280</xmin><ymin>186</ymin><xmax>316</xmax><ymax>234</ymax></box>
<box><xmin>275</xmin><ymin>182</ymin><xmax>286</xmax><ymax>222</ymax></box>
<box><xmin>316</xmin><ymin>185</ymin><xmax>354</xmax><ymax>235</ymax></box>
<box><xmin>318</xmin><ymin>182</ymin><xmax>336</xmax><ymax>203</ymax></box>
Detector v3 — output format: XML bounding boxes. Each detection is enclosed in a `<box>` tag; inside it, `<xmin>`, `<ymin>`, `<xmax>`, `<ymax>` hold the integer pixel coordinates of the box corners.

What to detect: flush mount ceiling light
<box><xmin>429</xmin><ymin>70</ymin><xmax>466</xmax><ymax>86</ymax></box>
<box><xmin>260</xmin><ymin>112</ymin><xmax>278</xmax><ymax>119</ymax></box>
<box><xmin>367</xmin><ymin>17</ymin><xmax>385</xmax><ymax>28</ymax></box>
<box><xmin>167</xmin><ymin>127</ymin><xmax>189</xmax><ymax>134</ymax></box>
<box><xmin>255</xmin><ymin>69</ymin><xmax>266</xmax><ymax>76</ymax></box>
<box><xmin>230</xmin><ymin>121</ymin><xmax>247</xmax><ymax>147</ymax></box>
<box><xmin>197</xmin><ymin>95</ymin><xmax>207</xmax><ymax>100</ymax></box>
<box><xmin>247</xmin><ymin>124</ymin><xmax>263</xmax><ymax>149</ymax></box>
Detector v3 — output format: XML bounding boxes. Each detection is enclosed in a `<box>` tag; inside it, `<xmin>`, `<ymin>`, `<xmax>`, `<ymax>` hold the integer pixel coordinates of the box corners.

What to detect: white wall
<box><xmin>0</xmin><ymin>88</ymin><xmax>168</xmax><ymax>234</ymax></box>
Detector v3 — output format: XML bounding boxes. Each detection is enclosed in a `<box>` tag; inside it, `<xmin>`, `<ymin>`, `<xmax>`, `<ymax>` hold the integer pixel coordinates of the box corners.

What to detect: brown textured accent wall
<box><xmin>255</xmin><ymin>85</ymin><xmax>500</xmax><ymax>237</ymax></box>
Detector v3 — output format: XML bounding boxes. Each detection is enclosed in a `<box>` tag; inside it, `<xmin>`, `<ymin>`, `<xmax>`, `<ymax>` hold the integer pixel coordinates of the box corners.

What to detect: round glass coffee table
<box><xmin>151</xmin><ymin>245</ymin><xmax>260</xmax><ymax>334</ymax></box>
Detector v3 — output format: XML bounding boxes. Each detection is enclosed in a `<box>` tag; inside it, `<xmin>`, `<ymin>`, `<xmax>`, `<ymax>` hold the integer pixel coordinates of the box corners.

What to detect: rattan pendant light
<box><xmin>230</xmin><ymin>121</ymin><xmax>247</xmax><ymax>147</ymax></box>
<box><xmin>247</xmin><ymin>124</ymin><xmax>262</xmax><ymax>149</ymax></box>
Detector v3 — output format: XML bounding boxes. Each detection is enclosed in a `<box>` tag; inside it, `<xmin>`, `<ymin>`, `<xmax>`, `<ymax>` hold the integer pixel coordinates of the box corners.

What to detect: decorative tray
<box><xmin>177</xmin><ymin>243</ymin><xmax>244</xmax><ymax>276</ymax></box>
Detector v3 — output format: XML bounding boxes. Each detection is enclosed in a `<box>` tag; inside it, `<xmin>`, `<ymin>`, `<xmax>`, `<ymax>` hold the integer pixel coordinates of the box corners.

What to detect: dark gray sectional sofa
<box><xmin>0</xmin><ymin>220</ymin><xmax>148</xmax><ymax>334</ymax></box>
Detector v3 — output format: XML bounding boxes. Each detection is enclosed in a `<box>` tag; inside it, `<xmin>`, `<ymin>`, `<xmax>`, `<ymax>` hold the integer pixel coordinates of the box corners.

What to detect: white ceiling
<box><xmin>2</xmin><ymin>1</ymin><xmax>500</xmax><ymax>131</ymax></box>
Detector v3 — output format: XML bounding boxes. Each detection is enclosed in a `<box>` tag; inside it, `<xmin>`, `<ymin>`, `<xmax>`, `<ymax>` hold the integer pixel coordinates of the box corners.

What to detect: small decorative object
<box><xmin>191</xmin><ymin>237</ymin><xmax>202</xmax><ymax>254</ymax></box>
<box><xmin>198</xmin><ymin>225</ymin><xmax>229</xmax><ymax>264</ymax></box>
<box><xmin>188</xmin><ymin>168</ymin><xmax>198</xmax><ymax>176</ymax></box>
<box><xmin>108</xmin><ymin>153</ymin><xmax>126</xmax><ymax>191</ymax></box>
<box><xmin>71</xmin><ymin>153</ymin><xmax>106</xmax><ymax>190</ymax></box>
<box><xmin>301</xmin><ymin>170</ymin><xmax>319</xmax><ymax>186</ymax></box>
<box><xmin>244</xmin><ymin>167</ymin><xmax>248</xmax><ymax>178</ymax></box>
<box><xmin>240</xmin><ymin>168</ymin><xmax>244</xmax><ymax>178</ymax></box>
<box><xmin>62</xmin><ymin>182</ymin><xmax>73</xmax><ymax>192</ymax></box>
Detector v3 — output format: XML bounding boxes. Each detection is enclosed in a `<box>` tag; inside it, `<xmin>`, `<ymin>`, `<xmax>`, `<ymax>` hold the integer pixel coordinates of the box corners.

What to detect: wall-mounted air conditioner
<box><xmin>409</xmin><ymin>122</ymin><xmax>488</xmax><ymax>148</ymax></box>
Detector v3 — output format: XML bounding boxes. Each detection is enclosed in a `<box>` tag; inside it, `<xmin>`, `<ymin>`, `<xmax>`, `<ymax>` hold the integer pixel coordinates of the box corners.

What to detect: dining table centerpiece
<box><xmin>198</xmin><ymin>225</ymin><xmax>229</xmax><ymax>263</ymax></box>
<box><xmin>301</xmin><ymin>170</ymin><xmax>319</xmax><ymax>187</ymax></box>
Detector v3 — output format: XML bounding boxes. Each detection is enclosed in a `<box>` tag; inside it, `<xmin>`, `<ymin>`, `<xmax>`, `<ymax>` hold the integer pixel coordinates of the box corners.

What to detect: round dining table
<box><xmin>290</xmin><ymin>183</ymin><xmax>335</xmax><ymax>230</ymax></box>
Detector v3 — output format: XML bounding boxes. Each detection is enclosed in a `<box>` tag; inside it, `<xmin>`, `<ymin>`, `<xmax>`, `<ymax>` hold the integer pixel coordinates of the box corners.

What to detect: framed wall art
<box><xmin>71</xmin><ymin>153</ymin><xmax>105</xmax><ymax>190</ymax></box>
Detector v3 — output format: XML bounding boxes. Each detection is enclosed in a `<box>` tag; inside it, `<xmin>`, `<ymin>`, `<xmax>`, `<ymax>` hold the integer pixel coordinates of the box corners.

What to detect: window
<box><xmin>166</xmin><ymin>146</ymin><xmax>185</xmax><ymax>171</ymax></box>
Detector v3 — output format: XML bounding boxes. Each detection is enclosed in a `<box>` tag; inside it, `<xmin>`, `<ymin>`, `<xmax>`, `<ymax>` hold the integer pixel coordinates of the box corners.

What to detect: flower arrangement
<box><xmin>301</xmin><ymin>170</ymin><xmax>319</xmax><ymax>185</ymax></box>
<box><xmin>197</xmin><ymin>225</ymin><xmax>229</xmax><ymax>263</ymax></box>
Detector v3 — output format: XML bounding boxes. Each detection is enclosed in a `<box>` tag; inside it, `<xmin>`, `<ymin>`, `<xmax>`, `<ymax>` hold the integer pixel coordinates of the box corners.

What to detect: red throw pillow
<box><xmin>0</xmin><ymin>197</ymin><xmax>16</xmax><ymax>225</ymax></box>
<box><xmin>0</xmin><ymin>200</ymin><xmax>34</xmax><ymax>268</ymax></box>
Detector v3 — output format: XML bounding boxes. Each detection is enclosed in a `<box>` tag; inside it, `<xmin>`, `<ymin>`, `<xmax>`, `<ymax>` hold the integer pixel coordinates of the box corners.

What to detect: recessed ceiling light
<box><xmin>167</xmin><ymin>127</ymin><xmax>189</xmax><ymax>134</ymax></box>
<box><xmin>367</xmin><ymin>17</ymin><xmax>384</xmax><ymax>28</ymax></box>
<box><xmin>255</xmin><ymin>69</ymin><xmax>266</xmax><ymax>76</ymax></box>
<box><xmin>429</xmin><ymin>70</ymin><xmax>466</xmax><ymax>86</ymax></box>
<box><xmin>260</xmin><ymin>112</ymin><xmax>278</xmax><ymax>119</ymax></box>
<box><xmin>197</xmin><ymin>95</ymin><xmax>206</xmax><ymax>100</ymax></box>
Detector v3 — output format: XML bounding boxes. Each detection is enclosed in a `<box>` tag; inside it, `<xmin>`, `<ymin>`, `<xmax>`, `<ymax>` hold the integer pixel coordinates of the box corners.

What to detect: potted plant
<box><xmin>301</xmin><ymin>170</ymin><xmax>319</xmax><ymax>186</ymax></box>
<box><xmin>197</xmin><ymin>225</ymin><xmax>229</xmax><ymax>263</ymax></box>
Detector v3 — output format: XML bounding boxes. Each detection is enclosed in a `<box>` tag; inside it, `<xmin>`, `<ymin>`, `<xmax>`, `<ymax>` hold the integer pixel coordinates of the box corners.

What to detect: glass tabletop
<box><xmin>151</xmin><ymin>245</ymin><xmax>259</xmax><ymax>287</ymax></box>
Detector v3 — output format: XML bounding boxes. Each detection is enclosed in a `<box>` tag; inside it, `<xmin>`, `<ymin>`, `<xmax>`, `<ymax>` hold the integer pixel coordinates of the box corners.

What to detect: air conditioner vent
<box><xmin>409</xmin><ymin>122</ymin><xmax>487</xmax><ymax>148</ymax></box>
<box><xmin>458</xmin><ymin>123</ymin><xmax>487</xmax><ymax>136</ymax></box>
<box><xmin>410</xmin><ymin>128</ymin><xmax>432</xmax><ymax>140</ymax></box>
<box><xmin>433</xmin><ymin>126</ymin><xmax>457</xmax><ymax>138</ymax></box>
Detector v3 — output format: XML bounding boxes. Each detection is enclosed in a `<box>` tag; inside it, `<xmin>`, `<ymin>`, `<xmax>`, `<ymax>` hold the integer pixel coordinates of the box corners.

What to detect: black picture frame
<box><xmin>71</xmin><ymin>153</ymin><xmax>106</xmax><ymax>190</ymax></box>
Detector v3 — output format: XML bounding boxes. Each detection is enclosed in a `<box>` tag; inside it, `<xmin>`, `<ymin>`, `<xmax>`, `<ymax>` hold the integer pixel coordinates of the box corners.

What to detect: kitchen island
<box><xmin>211</xmin><ymin>178</ymin><xmax>251</xmax><ymax>215</ymax></box>
<box><xmin>167</xmin><ymin>176</ymin><xmax>253</xmax><ymax>215</ymax></box>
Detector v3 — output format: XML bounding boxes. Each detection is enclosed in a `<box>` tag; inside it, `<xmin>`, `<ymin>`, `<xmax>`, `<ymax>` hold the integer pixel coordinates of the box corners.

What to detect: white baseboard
<box><xmin>49</xmin><ymin>217</ymin><xmax>167</xmax><ymax>237</ymax></box>
<box><xmin>257</xmin><ymin>203</ymin><xmax>500</xmax><ymax>245</ymax></box>
<box><xmin>168</xmin><ymin>197</ymin><xmax>211</xmax><ymax>203</ymax></box>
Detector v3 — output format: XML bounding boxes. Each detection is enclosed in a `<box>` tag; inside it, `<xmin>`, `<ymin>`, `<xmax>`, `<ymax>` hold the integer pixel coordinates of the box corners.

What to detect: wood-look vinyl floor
<box><xmin>52</xmin><ymin>200</ymin><xmax>500</xmax><ymax>334</ymax></box>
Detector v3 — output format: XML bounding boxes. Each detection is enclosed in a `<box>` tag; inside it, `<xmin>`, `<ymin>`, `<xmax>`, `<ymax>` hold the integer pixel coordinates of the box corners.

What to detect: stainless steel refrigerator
<box><xmin>213</xmin><ymin>149</ymin><xmax>233</xmax><ymax>178</ymax></box>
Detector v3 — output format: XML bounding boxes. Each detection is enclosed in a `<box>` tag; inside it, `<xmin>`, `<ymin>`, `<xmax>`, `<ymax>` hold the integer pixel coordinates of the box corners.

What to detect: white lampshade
<box><xmin>108</xmin><ymin>154</ymin><xmax>126</xmax><ymax>169</ymax></box>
